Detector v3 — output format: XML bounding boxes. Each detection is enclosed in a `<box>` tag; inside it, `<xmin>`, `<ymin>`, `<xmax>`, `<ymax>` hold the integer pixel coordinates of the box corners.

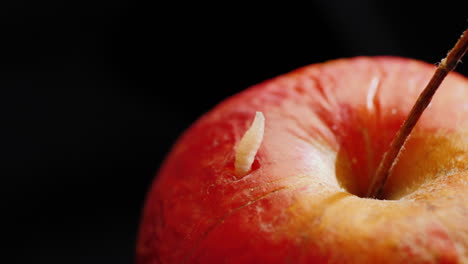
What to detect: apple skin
<box><xmin>137</xmin><ymin>57</ymin><xmax>468</xmax><ymax>263</ymax></box>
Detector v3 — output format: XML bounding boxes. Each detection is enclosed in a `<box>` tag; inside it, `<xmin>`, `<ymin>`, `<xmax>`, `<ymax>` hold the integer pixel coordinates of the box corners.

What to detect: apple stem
<box><xmin>367</xmin><ymin>27</ymin><xmax>468</xmax><ymax>199</ymax></box>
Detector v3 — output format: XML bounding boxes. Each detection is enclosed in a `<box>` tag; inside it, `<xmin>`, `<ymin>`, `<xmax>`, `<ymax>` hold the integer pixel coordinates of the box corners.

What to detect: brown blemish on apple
<box><xmin>235</xmin><ymin>112</ymin><xmax>265</xmax><ymax>178</ymax></box>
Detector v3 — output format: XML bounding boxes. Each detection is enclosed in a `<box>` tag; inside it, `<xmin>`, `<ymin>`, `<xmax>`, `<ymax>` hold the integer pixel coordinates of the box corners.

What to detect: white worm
<box><xmin>235</xmin><ymin>112</ymin><xmax>265</xmax><ymax>178</ymax></box>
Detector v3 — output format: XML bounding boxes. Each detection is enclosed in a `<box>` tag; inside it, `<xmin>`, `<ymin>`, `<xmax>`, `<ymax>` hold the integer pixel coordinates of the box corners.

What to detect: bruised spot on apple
<box><xmin>137</xmin><ymin>57</ymin><xmax>468</xmax><ymax>263</ymax></box>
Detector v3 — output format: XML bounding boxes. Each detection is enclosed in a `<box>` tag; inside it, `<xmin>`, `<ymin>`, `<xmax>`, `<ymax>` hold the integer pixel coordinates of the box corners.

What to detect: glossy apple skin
<box><xmin>137</xmin><ymin>57</ymin><xmax>468</xmax><ymax>263</ymax></box>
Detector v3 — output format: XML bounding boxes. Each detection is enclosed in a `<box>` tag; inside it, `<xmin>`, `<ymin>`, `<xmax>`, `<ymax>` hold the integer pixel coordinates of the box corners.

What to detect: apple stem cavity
<box><xmin>235</xmin><ymin>111</ymin><xmax>265</xmax><ymax>178</ymax></box>
<box><xmin>367</xmin><ymin>27</ymin><xmax>468</xmax><ymax>199</ymax></box>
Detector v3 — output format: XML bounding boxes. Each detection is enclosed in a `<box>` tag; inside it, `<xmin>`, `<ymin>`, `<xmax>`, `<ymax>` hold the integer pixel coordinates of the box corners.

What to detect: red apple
<box><xmin>137</xmin><ymin>57</ymin><xmax>468</xmax><ymax>263</ymax></box>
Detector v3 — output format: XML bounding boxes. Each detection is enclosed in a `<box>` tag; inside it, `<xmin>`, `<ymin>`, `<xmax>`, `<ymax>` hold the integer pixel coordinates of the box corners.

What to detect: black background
<box><xmin>2</xmin><ymin>1</ymin><xmax>468</xmax><ymax>263</ymax></box>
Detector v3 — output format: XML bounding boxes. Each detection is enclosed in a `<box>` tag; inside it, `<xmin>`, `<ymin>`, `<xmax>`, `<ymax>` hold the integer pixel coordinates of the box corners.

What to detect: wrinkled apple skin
<box><xmin>137</xmin><ymin>57</ymin><xmax>468</xmax><ymax>263</ymax></box>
